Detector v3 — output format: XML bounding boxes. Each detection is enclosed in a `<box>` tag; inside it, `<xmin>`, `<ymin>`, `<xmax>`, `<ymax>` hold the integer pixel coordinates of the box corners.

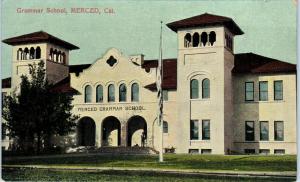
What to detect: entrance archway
<box><xmin>77</xmin><ymin>117</ymin><xmax>96</xmax><ymax>146</ymax></box>
<box><xmin>102</xmin><ymin>116</ymin><xmax>121</xmax><ymax>146</ymax></box>
<box><xmin>127</xmin><ymin>116</ymin><xmax>147</xmax><ymax>147</ymax></box>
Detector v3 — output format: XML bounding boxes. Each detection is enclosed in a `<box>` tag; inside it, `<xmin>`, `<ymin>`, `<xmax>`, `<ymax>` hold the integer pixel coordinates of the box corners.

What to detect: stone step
<box><xmin>66</xmin><ymin>146</ymin><xmax>159</xmax><ymax>155</ymax></box>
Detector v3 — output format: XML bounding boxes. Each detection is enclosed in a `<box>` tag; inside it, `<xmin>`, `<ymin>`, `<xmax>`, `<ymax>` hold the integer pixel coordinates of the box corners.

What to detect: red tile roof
<box><xmin>143</xmin><ymin>59</ymin><xmax>177</xmax><ymax>90</ymax></box>
<box><xmin>50</xmin><ymin>76</ymin><xmax>78</xmax><ymax>94</ymax></box>
<box><xmin>2</xmin><ymin>31</ymin><xmax>79</xmax><ymax>50</ymax></box>
<box><xmin>1</xmin><ymin>77</ymin><xmax>11</xmax><ymax>88</ymax></box>
<box><xmin>69</xmin><ymin>64</ymin><xmax>91</xmax><ymax>76</ymax></box>
<box><xmin>233</xmin><ymin>53</ymin><xmax>296</xmax><ymax>74</ymax></box>
<box><xmin>67</xmin><ymin>59</ymin><xmax>178</xmax><ymax>91</ymax></box>
<box><xmin>3</xmin><ymin>53</ymin><xmax>295</xmax><ymax>92</ymax></box>
<box><xmin>167</xmin><ymin>13</ymin><xmax>244</xmax><ymax>35</ymax></box>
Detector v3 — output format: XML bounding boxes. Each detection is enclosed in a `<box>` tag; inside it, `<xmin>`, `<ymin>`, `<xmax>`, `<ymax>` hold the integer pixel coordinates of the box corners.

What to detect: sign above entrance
<box><xmin>77</xmin><ymin>105</ymin><xmax>146</xmax><ymax>112</ymax></box>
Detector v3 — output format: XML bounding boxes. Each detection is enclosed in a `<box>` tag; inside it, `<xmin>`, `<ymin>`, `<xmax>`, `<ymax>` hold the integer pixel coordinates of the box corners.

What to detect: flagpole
<box><xmin>158</xmin><ymin>21</ymin><xmax>164</xmax><ymax>163</ymax></box>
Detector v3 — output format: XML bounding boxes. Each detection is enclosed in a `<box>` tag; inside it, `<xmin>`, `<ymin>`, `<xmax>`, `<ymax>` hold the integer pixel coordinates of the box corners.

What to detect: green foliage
<box><xmin>3</xmin><ymin>168</ymin><xmax>294</xmax><ymax>182</ymax></box>
<box><xmin>2</xmin><ymin>61</ymin><xmax>78</xmax><ymax>153</ymax></box>
<box><xmin>3</xmin><ymin>154</ymin><xmax>297</xmax><ymax>172</ymax></box>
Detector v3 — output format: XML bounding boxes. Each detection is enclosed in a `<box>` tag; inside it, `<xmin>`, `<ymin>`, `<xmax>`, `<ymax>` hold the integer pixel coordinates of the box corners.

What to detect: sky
<box><xmin>0</xmin><ymin>0</ymin><xmax>297</xmax><ymax>79</ymax></box>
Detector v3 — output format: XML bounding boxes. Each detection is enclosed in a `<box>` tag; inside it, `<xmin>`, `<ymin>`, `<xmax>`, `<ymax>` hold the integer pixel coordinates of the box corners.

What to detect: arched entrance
<box><xmin>102</xmin><ymin>116</ymin><xmax>121</xmax><ymax>146</ymax></box>
<box><xmin>127</xmin><ymin>116</ymin><xmax>147</xmax><ymax>147</ymax></box>
<box><xmin>77</xmin><ymin>117</ymin><xmax>96</xmax><ymax>146</ymax></box>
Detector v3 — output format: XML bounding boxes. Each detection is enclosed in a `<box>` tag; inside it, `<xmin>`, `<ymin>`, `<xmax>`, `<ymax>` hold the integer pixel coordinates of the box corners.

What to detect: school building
<box><xmin>1</xmin><ymin>13</ymin><xmax>296</xmax><ymax>154</ymax></box>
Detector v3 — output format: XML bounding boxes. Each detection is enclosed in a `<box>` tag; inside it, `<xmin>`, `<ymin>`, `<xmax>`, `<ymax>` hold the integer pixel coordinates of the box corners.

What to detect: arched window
<box><xmin>29</xmin><ymin>47</ymin><xmax>35</xmax><ymax>59</ymax></box>
<box><xmin>184</xmin><ymin>33</ymin><xmax>192</xmax><ymax>48</ymax></box>
<box><xmin>62</xmin><ymin>52</ymin><xmax>66</xmax><ymax>64</ymax></box>
<box><xmin>108</xmin><ymin>84</ymin><xmax>115</xmax><ymax>102</ymax></box>
<box><xmin>53</xmin><ymin>49</ymin><xmax>57</xmax><ymax>62</ymax></box>
<box><xmin>49</xmin><ymin>48</ymin><xmax>53</xmax><ymax>60</ymax></box>
<box><xmin>192</xmin><ymin>32</ymin><xmax>199</xmax><ymax>47</ymax></box>
<box><xmin>36</xmin><ymin>47</ymin><xmax>41</xmax><ymax>59</ymax></box>
<box><xmin>131</xmin><ymin>83</ymin><xmax>139</xmax><ymax>102</ymax></box>
<box><xmin>209</xmin><ymin>31</ymin><xmax>216</xmax><ymax>46</ymax></box>
<box><xmin>119</xmin><ymin>84</ymin><xmax>127</xmax><ymax>102</ymax></box>
<box><xmin>163</xmin><ymin>121</ymin><xmax>168</xmax><ymax>133</ymax></box>
<box><xmin>17</xmin><ymin>48</ymin><xmax>23</xmax><ymax>60</ymax></box>
<box><xmin>24</xmin><ymin>48</ymin><xmax>29</xmax><ymax>60</ymax></box>
<box><xmin>58</xmin><ymin>51</ymin><xmax>61</xmax><ymax>63</ymax></box>
<box><xmin>84</xmin><ymin>85</ymin><xmax>92</xmax><ymax>103</ymax></box>
<box><xmin>96</xmin><ymin>85</ymin><xmax>103</xmax><ymax>103</ymax></box>
<box><xmin>202</xmin><ymin>78</ymin><xmax>210</xmax><ymax>98</ymax></box>
<box><xmin>201</xmin><ymin>32</ymin><xmax>208</xmax><ymax>47</ymax></box>
<box><xmin>190</xmin><ymin>79</ymin><xmax>199</xmax><ymax>99</ymax></box>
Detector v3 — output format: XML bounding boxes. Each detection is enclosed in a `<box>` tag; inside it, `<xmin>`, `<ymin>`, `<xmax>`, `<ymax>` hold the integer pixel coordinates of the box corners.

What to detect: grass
<box><xmin>2</xmin><ymin>168</ymin><xmax>295</xmax><ymax>182</ymax></box>
<box><xmin>3</xmin><ymin>154</ymin><xmax>297</xmax><ymax>172</ymax></box>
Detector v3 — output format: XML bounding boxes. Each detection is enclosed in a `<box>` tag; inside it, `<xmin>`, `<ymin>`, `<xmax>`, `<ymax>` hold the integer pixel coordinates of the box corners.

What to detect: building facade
<box><xmin>1</xmin><ymin>13</ymin><xmax>296</xmax><ymax>154</ymax></box>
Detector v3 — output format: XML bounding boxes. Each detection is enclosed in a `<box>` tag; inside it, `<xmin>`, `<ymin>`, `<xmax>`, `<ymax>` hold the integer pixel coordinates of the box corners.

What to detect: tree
<box><xmin>2</xmin><ymin>61</ymin><xmax>78</xmax><ymax>154</ymax></box>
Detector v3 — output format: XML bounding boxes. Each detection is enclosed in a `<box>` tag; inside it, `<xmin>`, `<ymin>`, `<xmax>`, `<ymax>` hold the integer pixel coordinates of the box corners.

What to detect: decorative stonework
<box><xmin>106</xmin><ymin>56</ymin><xmax>117</xmax><ymax>67</ymax></box>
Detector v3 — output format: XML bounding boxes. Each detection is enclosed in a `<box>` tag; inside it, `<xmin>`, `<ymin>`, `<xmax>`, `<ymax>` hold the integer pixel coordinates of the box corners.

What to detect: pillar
<box><xmin>120</xmin><ymin>121</ymin><xmax>127</xmax><ymax>147</ymax></box>
<box><xmin>95</xmin><ymin>121</ymin><xmax>102</xmax><ymax>147</ymax></box>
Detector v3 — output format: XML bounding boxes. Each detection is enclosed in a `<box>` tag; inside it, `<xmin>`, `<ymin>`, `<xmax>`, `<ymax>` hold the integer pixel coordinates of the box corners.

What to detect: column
<box><xmin>120</xmin><ymin>121</ymin><xmax>127</xmax><ymax>147</ymax></box>
<box><xmin>95</xmin><ymin>121</ymin><xmax>102</xmax><ymax>147</ymax></box>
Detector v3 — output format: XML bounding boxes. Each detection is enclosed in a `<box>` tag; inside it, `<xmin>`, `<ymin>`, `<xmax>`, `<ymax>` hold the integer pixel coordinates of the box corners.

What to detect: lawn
<box><xmin>2</xmin><ymin>168</ymin><xmax>294</xmax><ymax>182</ymax></box>
<box><xmin>3</xmin><ymin>154</ymin><xmax>296</xmax><ymax>172</ymax></box>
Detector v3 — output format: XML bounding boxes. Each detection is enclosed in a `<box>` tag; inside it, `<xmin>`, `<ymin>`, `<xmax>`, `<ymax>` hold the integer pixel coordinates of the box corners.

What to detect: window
<box><xmin>29</xmin><ymin>47</ymin><xmax>35</xmax><ymax>59</ymax></box>
<box><xmin>96</xmin><ymin>85</ymin><xmax>103</xmax><ymax>103</ymax></box>
<box><xmin>245</xmin><ymin>82</ymin><xmax>254</xmax><ymax>101</ymax></box>
<box><xmin>131</xmin><ymin>83</ymin><xmax>139</xmax><ymax>102</ymax></box>
<box><xmin>163</xmin><ymin>90</ymin><xmax>168</xmax><ymax>101</ymax></box>
<box><xmin>260</xmin><ymin>121</ymin><xmax>269</xmax><ymax>141</ymax></box>
<box><xmin>209</xmin><ymin>31</ymin><xmax>216</xmax><ymax>46</ymax></box>
<box><xmin>106</xmin><ymin>56</ymin><xmax>117</xmax><ymax>67</ymax></box>
<box><xmin>189</xmin><ymin>149</ymin><xmax>199</xmax><ymax>154</ymax></box>
<box><xmin>190</xmin><ymin>120</ymin><xmax>199</xmax><ymax>140</ymax></box>
<box><xmin>259</xmin><ymin>149</ymin><xmax>270</xmax><ymax>155</ymax></box>
<box><xmin>274</xmin><ymin>149</ymin><xmax>285</xmax><ymax>154</ymax></box>
<box><xmin>244</xmin><ymin>149</ymin><xmax>255</xmax><ymax>154</ymax></box>
<box><xmin>84</xmin><ymin>85</ymin><xmax>92</xmax><ymax>103</ymax></box>
<box><xmin>192</xmin><ymin>32</ymin><xmax>199</xmax><ymax>47</ymax></box>
<box><xmin>17</xmin><ymin>48</ymin><xmax>23</xmax><ymax>60</ymax></box>
<box><xmin>201</xmin><ymin>149</ymin><xmax>212</xmax><ymax>154</ymax></box>
<box><xmin>53</xmin><ymin>49</ymin><xmax>58</xmax><ymax>62</ymax></box>
<box><xmin>119</xmin><ymin>84</ymin><xmax>127</xmax><ymax>102</ymax></box>
<box><xmin>202</xmin><ymin>120</ymin><xmax>210</xmax><ymax>140</ymax></box>
<box><xmin>202</xmin><ymin>78</ymin><xmax>210</xmax><ymax>98</ymax></box>
<box><xmin>184</xmin><ymin>33</ymin><xmax>192</xmax><ymax>47</ymax></box>
<box><xmin>24</xmin><ymin>47</ymin><xmax>29</xmax><ymax>60</ymax></box>
<box><xmin>274</xmin><ymin>80</ymin><xmax>283</xmax><ymax>100</ymax></box>
<box><xmin>57</xmin><ymin>51</ymin><xmax>62</xmax><ymax>63</ymax></box>
<box><xmin>245</xmin><ymin>121</ymin><xmax>254</xmax><ymax>141</ymax></box>
<box><xmin>163</xmin><ymin>121</ymin><xmax>168</xmax><ymax>133</ymax></box>
<box><xmin>201</xmin><ymin>32</ymin><xmax>208</xmax><ymax>46</ymax></box>
<box><xmin>190</xmin><ymin>79</ymin><xmax>199</xmax><ymax>99</ymax></box>
<box><xmin>259</xmin><ymin>81</ymin><xmax>268</xmax><ymax>101</ymax></box>
<box><xmin>49</xmin><ymin>48</ymin><xmax>53</xmax><ymax>60</ymax></box>
<box><xmin>108</xmin><ymin>84</ymin><xmax>115</xmax><ymax>102</ymax></box>
<box><xmin>35</xmin><ymin>47</ymin><xmax>41</xmax><ymax>59</ymax></box>
<box><xmin>274</xmin><ymin>121</ymin><xmax>284</xmax><ymax>141</ymax></box>
<box><xmin>62</xmin><ymin>52</ymin><xmax>66</xmax><ymax>64</ymax></box>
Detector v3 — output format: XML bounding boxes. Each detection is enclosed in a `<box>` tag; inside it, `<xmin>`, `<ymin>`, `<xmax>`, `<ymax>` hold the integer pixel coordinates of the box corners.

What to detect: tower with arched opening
<box><xmin>2</xmin><ymin>31</ymin><xmax>79</xmax><ymax>90</ymax></box>
<box><xmin>167</xmin><ymin>13</ymin><xmax>244</xmax><ymax>154</ymax></box>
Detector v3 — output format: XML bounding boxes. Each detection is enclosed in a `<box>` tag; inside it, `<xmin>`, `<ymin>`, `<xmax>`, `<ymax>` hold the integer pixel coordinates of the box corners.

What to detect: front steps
<box><xmin>66</xmin><ymin>146</ymin><xmax>159</xmax><ymax>155</ymax></box>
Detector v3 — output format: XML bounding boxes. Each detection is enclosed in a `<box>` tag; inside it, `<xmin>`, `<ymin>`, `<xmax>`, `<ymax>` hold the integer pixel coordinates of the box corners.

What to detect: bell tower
<box><xmin>167</xmin><ymin>13</ymin><xmax>243</xmax><ymax>154</ymax></box>
<box><xmin>2</xmin><ymin>31</ymin><xmax>79</xmax><ymax>90</ymax></box>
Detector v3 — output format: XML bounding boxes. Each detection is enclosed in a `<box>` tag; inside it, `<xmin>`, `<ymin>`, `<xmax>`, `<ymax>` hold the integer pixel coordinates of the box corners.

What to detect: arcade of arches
<box><xmin>77</xmin><ymin>115</ymin><xmax>148</xmax><ymax>147</ymax></box>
